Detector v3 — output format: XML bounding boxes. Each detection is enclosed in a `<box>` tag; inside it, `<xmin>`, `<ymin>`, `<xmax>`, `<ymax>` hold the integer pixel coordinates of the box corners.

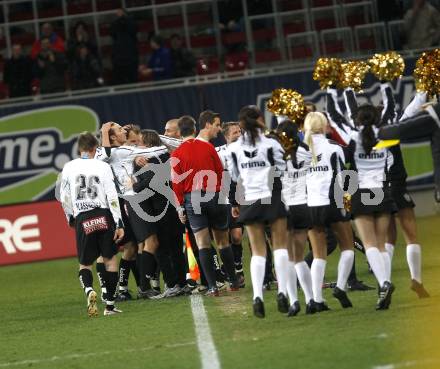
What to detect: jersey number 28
<box><xmin>76</xmin><ymin>175</ymin><xmax>100</xmax><ymax>200</ymax></box>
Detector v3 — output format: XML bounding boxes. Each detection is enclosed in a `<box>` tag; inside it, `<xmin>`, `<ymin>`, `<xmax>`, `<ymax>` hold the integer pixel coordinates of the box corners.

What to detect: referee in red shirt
<box><xmin>171</xmin><ymin>111</ymin><xmax>239</xmax><ymax>295</ymax></box>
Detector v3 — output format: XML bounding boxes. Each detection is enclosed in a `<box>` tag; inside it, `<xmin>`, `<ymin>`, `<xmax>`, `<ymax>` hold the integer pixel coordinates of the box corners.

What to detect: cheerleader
<box><xmin>216</xmin><ymin>122</ymin><xmax>245</xmax><ymax>285</ymax></box>
<box><xmin>377</xmin><ymin>84</ymin><xmax>430</xmax><ymax>298</ymax></box>
<box><xmin>277</xmin><ymin>120</ymin><xmax>315</xmax><ymax>316</ymax></box>
<box><xmin>327</xmin><ymin>88</ymin><xmax>395</xmax><ymax>309</ymax></box>
<box><xmin>303</xmin><ymin>112</ymin><xmax>355</xmax><ymax>311</ymax></box>
<box><xmin>228</xmin><ymin>106</ymin><xmax>289</xmax><ymax>318</ymax></box>
<box><xmin>339</xmin><ymin>84</ymin><xmax>430</xmax><ymax>298</ymax></box>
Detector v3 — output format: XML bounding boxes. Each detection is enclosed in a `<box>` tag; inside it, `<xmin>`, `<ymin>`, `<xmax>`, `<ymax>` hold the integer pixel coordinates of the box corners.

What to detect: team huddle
<box><xmin>58</xmin><ymin>80</ymin><xmax>431</xmax><ymax>318</ymax></box>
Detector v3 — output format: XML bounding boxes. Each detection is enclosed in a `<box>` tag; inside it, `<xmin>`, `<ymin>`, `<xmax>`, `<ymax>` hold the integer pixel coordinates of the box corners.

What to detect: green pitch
<box><xmin>1</xmin><ymin>215</ymin><xmax>439</xmax><ymax>369</ymax></box>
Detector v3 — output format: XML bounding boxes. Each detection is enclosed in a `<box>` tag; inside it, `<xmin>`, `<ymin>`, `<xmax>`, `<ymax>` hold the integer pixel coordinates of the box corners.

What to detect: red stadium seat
<box><xmin>191</xmin><ymin>35</ymin><xmax>216</xmax><ymax>49</ymax></box>
<box><xmin>0</xmin><ymin>82</ymin><xmax>9</xmax><ymax>100</ymax></box>
<box><xmin>225</xmin><ymin>52</ymin><xmax>249</xmax><ymax>71</ymax></box>
<box><xmin>255</xmin><ymin>49</ymin><xmax>281</xmax><ymax>64</ymax></box>
<box><xmin>196</xmin><ymin>57</ymin><xmax>219</xmax><ymax>75</ymax></box>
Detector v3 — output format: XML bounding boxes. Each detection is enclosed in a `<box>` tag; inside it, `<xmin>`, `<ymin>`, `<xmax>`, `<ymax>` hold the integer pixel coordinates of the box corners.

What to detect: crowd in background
<box><xmin>2</xmin><ymin>0</ymin><xmax>440</xmax><ymax>97</ymax></box>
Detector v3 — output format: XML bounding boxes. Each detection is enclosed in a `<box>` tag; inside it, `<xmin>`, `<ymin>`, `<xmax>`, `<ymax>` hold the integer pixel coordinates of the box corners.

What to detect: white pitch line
<box><xmin>190</xmin><ymin>295</ymin><xmax>221</xmax><ymax>369</ymax></box>
<box><xmin>372</xmin><ymin>359</ymin><xmax>440</xmax><ymax>369</ymax></box>
<box><xmin>0</xmin><ymin>342</ymin><xmax>195</xmax><ymax>368</ymax></box>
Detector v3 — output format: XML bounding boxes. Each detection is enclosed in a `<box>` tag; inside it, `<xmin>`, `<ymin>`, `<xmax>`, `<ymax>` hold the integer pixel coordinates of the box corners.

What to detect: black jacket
<box><xmin>3</xmin><ymin>56</ymin><xmax>33</xmax><ymax>97</ymax></box>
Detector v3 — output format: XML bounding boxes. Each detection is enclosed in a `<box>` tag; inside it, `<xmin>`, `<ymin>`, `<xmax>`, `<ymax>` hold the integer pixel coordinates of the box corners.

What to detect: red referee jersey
<box><xmin>171</xmin><ymin>138</ymin><xmax>224</xmax><ymax>206</ymax></box>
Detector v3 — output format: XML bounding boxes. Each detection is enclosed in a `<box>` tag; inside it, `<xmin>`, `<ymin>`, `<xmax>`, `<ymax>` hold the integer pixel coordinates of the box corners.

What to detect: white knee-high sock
<box><xmin>336</xmin><ymin>250</ymin><xmax>354</xmax><ymax>291</ymax></box>
<box><xmin>273</xmin><ymin>249</ymin><xmax>289</xmax><ymax>295</ymax></box>
<box><xmin>286</xmin><ymin>261</ymin><xmax>298</xmax><ymax>304</ymax></box>
<box><xmin>407</xmin><ymin>244</ymin><xmax>422</xmax><ymax>283</ymax></box>
<box><xmin>385</xmin><ymin>243</ymin><xmax>395</xmax><ymax>262</ymax></box>
<box><xmin>311</xmin><ymin>258</ymin><xmax>327</xmax><ymax>303</ymax></box>
<box><xmin>381</xmin><ymin>251</ymin><xmax>392</xmax><ymax>281</ymax></box>
<box><xmin>365</xmin><ymin>247</ymin><xmax>387</xmax><ymax>287</ymax></box>
<box><xmin>250</xmin><ymin>256</ymin><xmax>266</xmax><ymax>300</ymax></box>
<box><xmin>295</xmin><ymin>261</ymin><xmax>313</xmax><ymax>303</ymax></box>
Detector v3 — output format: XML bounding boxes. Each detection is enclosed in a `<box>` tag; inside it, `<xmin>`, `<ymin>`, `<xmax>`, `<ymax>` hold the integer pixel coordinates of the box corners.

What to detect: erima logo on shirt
<box><xmin>244</xmin><ymin>149</ymin><xmax>258</xmax><ymax>158</ymax></box>
<box><xmin>241</xmin><ymin>161</ymin><xmax>266</xmax><ymax>169</ymax></box>
<box><xmin>359</xmin><ymin>152</ymin><xmax>385</xmax><ymax>159</ymax></box>
<box><xmin>316</xmin><ymin>154</ymin><xmax>322</xmax><ymax>162</ymax></box>
<box><xmin>297</xmin><ymin>161</ymin><xmax>305</xmax><ymax>169</ymax></box>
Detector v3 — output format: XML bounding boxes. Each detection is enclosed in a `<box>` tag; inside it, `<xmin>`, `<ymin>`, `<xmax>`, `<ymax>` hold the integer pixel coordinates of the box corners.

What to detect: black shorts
<box><xmin>390</xmin><ymin>181</ymin><xmax>415</xmax><ymax>211</ymax></box>
<box><xmin>119</xmin><ymin>198</ymin><xmax>136</xmax><ymax>245</ymax></box>
<box><xmin>184</xmin><ymin>192</ymin><xmax>229</xmax><ymax>233</ymax></box>
<box><xmin>238</xmin><ymin>189</ymin><xmax>287</xmax><ymax>225</ymax></box>
<box><xmin>228</xmin><ymin>204</ymin><xmax>244</xmax><ymax>230</ymax></box>
<box><xmin>287</xmin><ymin>204</ymin><xmax>311</xmax><ymax>230</ymax></box>
<box><xmin>309</xmin><ymin>204</ymin><xmax>349</xmax><ymax>228</ymax></box>
<box><xmin>75</xmin><ymin>208</ymin><xmax>118</xmax><ymax>265</ymax></box>
<box><xmin>351</xmin><ymin>187</ymin><xmax>394</xmax><ymax>217</ymax></box>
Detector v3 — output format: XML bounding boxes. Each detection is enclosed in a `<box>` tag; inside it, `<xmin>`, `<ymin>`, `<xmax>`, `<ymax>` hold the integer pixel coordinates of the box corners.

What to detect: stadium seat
<box><xmin>67</xmin><ymin>2</ymin><xmax>93</xmax><ymax>14</ymax></box>
<box><xmin>196</xmin><ymin>57</ymin><xmax>219</xmax><ymax>75</ymax></box>
<box><xmin>225</xmin><ymin>52</ymin><xmax>249</xmax><ymax>71</ymax></box>
<box><xmin>191</xmin><ymin>35</ymin><xmax>216</xmax><ymax>49</ymax></box>
<box><xmin>0</xmin><ymin>82</ymin><xmax>8</xmax><ymax>100</ymax></box>
<box><xmin>255</xmin><ymin>49</ymin><xmax>281</xmax><ymax>64</ymax></box>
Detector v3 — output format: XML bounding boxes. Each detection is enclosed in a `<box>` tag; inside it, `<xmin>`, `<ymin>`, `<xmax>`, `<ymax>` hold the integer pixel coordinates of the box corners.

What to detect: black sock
<box><xmin>354</xmin><ymin>235</ymin><xmax>366</xmax><ymax>254</ymax></box>
<box><xmin>128</xmin><ymin>259</ymin><xmax>140</xmax><ymax>287</ymax></box>
<box><xmin>118</xmin><ymin>258</ymin><xmax>130</xmax><ymax>292</ymax></box>
<box><xmin>348</xmin><ymin>255</ymin><xmax>357</xmax><ymax>282</ymax></box>
<box><xmin>196</xmin><ymin>255</ymin><xmax>208</xmax><ymax>286</ymax></box>
<box><xmin>211</xmin><ymin>246</ymin><xmax>225</xmax><ymax>282</ymax></box>
<box><xmin>104</xmin><ymin>271</ymin><xmax>118</xmax><ymax>309</ymax></box>
<box><xmin>199</xmin><ymin>248</ymin><xmax>217</xmax><ymax>289</ymax></box>
<box><xmin>79</xmin><ymin>269</ymin><xmax>94</xmax><ymax>296</ymax></box>
<box><xmin>219</xmin><ymin>246</ymin><xmax>238</xmax><ymax>283</ymax></box>
<box><xmin>96</xmin><ymin>262</ymin><xmax>106</xmax><ymax>293</ymax></box>
<box><xmin>141</xmin><ymin>251</ymin><xmax>157</xmax><ymax>283</ymax></box>
<box><xmin>232</xmin><ymin>242</ymin><xmax>243</xmax><ymax>273</ymax></box>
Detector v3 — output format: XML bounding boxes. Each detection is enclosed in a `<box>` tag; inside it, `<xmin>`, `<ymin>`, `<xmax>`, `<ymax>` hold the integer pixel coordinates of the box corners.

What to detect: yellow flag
<box><xmin>374</xmin><ymin>139</ymin><xmax>400</xmax><ymax>150</ymax></box>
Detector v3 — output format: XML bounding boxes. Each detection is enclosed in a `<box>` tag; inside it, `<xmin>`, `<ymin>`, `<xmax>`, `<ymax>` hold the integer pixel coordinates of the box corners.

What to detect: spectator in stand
<box><xmin>70</xmin><ymin>44</ymin><xmax>104</xmax><ymax>90</ymax></box>
<box><xmin>218</xmin><ymin>0</ymin><xmax>243</xmax><ymax>32</ymax></box>
<box><xmin>3</xmin><ymin>44</ymin><xmax>33</xmax><ymax>98</ymax></box>
<box><xmin>67</xmin><ymin>21</ymin><xmax>98</xmax><ymax>62</ymax></box>
<box><xmin>403</xmin><ymin>0</ymin><xmax>440</xmax><ymax>50</ymax></box>
<box><xmin>31</xmin><ymin>22</ymin><xmax>65</xmax><ymax>59</ymax></box>
<box><xmin>110</xmin><ymin>8</ymin><xmax>138</xmax><ymax>85</ymax></box>
<box><xmin>139</xmin><ymin>35</ymin><xmax>172</xmax><ymax>81</ymax></box>
<box><xmin>169</xmin><ymin>34</ymin><xmax>195</xmax><ymax>78</ymax></box>
<box><xmin>35</xmin><ymin>37</ymin><xmax>67</xmax><ymax>94</ymax></box>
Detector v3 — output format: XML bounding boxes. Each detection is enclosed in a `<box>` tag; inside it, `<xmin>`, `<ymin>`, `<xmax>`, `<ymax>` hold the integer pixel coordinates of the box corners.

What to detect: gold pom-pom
<box><xmin>313</xmin><ymin>57</ymin><xmax>343</xmax><ymax>89</ymax></box>
<box><xmin>266</xmin><ymin>88</ymin><xmax>307</xmax><ymax>124</ymax></box>
<box><xmin>369</xmin><ymin>51</ymin><xmax>405</xmax><ymax>81</ymax></box>
<box><xmin>413</xmin><ymin>49</ymin><xmax>440</xmax><ymax>97</ymax></box>
<box><xmin>340</xmin><ymin>60</ymin><xmax>370</xmax><ymax>91</ymax></box>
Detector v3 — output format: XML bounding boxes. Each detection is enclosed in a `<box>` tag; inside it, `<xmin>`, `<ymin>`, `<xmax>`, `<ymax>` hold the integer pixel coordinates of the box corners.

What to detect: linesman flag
<box><xmin>185</xmin><ymin>231</ymin><xmax>200</xmax><ymax>281</ymax></box>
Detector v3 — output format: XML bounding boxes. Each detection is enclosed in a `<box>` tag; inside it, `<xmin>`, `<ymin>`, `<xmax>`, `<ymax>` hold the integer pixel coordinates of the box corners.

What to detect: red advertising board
<box><xmin>0</xmin><ymin>200</ymin><xmax>76</xmax><ymax>266</ymax></box>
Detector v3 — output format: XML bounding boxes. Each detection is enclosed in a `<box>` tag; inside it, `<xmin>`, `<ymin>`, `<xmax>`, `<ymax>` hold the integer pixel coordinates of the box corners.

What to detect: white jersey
<box><xmin>59</xmin><ymin>158</ymin><xmax>123</xmax><ymax>227</ymax></box>
<box><xmin>282</xmin><ymin>145</ymin><xmax>311</xmax><ymax>206</ymax></box>
<box><xmin>159</xmin><ymin>135</ymin><xmax>182</xmax><ymax>152</ymax></box>
<box><xmin>215</xmin><ymin>144</ymin><xmax>229</xmax><ymax>168</ymax></box>
<box><xmin>227</xmin><ymin>132</ymin><xmax>286</xmax><ymax>201</ymax></box>
<box><xmin>95</xmin><ymin>145</ymin><xmax>168</xmax><ymax>196</ymax></box>
<box><xmin>349</xmin><ymin>128</ymin><xmax>394</xmax><ymax>189</ymax></box>
<box><xmin>305</xmin><ymin>134</ymin><xmax>345</xmax><ymax>207</ymax></box>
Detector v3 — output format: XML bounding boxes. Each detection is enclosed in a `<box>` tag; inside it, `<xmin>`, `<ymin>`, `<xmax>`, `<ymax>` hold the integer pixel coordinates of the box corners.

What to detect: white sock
<box><xmin>381</xmin><ymin>251</ymin><xmax>392</xmax><ymax>282</ymax></box>
<box><xmin>336</xmin><ymin>250</ymin><xmax>354</xmax><ymax>291</ymax></box>
<box><xmin>407</xmin><ymin>244</ymin><xmax>422</xmax><ymax>283</ymax></box>
<box><xmin>311</xmin><ymin>258</ymin><xmax>327</xmax><ymax>303</ymax></box>
<box><xmin>385</xmin><ymin>242</ymin><xmax>395</xmax><ymax>262</ymax></box>
<box><xmin>365</xmin><ymin>247</ymin><xmax>387</xmax><ymax>287</ymax></box>
<box><xmin>250</xmin><ymin>256</ymin><xmax>266</xmax><ymax>300</ymax></box>
<box><xmin>295</xmin><ymin>261</ymin><xmax>313</xmax><ymax>303</ymax></box>
<box><xmin>286</xmin><ymin>261</ymin><xmax>298</xmax><ymax>304</ymax></box>
<box><xmin>273</xmin><ymin>249</ymin><xmax>289</xmax><ymax>295</ymax></box>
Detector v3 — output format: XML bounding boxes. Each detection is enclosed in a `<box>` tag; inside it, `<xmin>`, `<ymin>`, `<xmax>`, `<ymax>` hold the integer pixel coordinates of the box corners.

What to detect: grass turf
<box><xmin>0</xmin><ymin>214</ymin><xmax>439</xmax><ymax>369</ymax></box>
